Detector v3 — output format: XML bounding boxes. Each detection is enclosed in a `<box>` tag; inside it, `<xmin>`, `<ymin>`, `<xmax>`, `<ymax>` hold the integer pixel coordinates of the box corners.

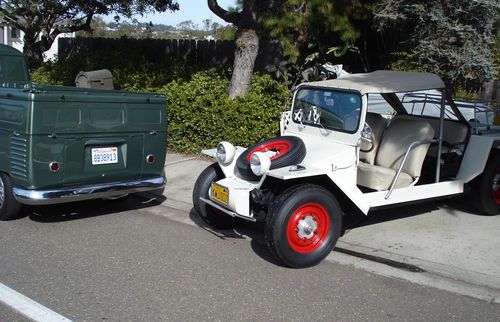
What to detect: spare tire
<box><xmin>236</xmin><ymin>136</ymin><xmax>306</xmax><ymax>180</ymax></box>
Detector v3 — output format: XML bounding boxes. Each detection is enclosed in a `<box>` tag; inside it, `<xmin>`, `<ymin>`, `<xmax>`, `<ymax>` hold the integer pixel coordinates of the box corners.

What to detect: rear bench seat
<box><xmin>392</xmin><ymin>114</ymin><xmax>469</xmax><ymax>157</ymax></box>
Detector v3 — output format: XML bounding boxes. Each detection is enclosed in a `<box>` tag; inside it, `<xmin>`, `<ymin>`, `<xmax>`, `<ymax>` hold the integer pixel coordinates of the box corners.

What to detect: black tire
<box><xmin>0</xmin><ymin>173</ymin><xmax>22</xmax><ymax>221</ymax></box>
<box><xmin>472</xmin><ymin>153</ymin><xmax>500</xmax><ymax>216</ymax></box>
<box><xmin>192</xmin><ymin>163</ymin><xmax>242</xmax><ymax>229</ymax></box>
<box><xmin>265</xmin><ymin>184</ymin><xmax>342</xmax><ymax>268</ymax></box>
<box><xmin>236</xmin><ymin>136</ymin><xmax>306</xmax><ymax>181</ymax></box>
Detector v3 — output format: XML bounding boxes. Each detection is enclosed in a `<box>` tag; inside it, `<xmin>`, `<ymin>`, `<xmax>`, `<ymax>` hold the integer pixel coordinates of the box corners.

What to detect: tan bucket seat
<box><xmin>357</xmin><ymin>118</ymin><xmax>434</xmax><ymax>191</ymax></box>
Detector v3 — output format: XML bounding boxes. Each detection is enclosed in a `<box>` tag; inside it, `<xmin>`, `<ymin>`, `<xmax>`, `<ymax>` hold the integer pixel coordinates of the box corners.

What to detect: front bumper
<box><xmin>13</xmin><ymin>176</ymin><xmax>166</xmax><ymax>206</ymax></box>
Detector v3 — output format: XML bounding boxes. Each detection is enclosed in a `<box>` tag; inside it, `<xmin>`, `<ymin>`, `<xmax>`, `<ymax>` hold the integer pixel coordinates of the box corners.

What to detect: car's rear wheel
<box><xmin>192</xmin><ymin>163</ymin><xmax>242</xmax><ymax>229</ymax></box>
<box><xmin>265</xmin><ymin>184</ymin><xmax>341</xmax><ymax>268</ymax></box>
<box><xmin>472</xmin><ymin>153</ymin><xmax>500</xmax><ymax>216</ymax></box>
<box><xmin>0</xmin><ymin>173</ymin><xmax>22</xmax><ymax>221</ymax></box>
<box><xmin>236</xmin><ymin>136</ymin><xmax>306</xmax><ymax>181</ymax></box>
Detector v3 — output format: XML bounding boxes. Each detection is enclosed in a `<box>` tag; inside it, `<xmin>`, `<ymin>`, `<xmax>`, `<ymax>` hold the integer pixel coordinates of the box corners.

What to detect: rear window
<box><xmin>0</xmin><ymin>55</ymin><xmax>28</xmax><ymax>85</ymax></box>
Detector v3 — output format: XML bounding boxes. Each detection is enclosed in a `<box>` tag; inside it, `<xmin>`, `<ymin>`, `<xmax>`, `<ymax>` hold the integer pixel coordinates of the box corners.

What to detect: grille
<box><xmin>10</xmin><ymin>136</ymin><xmax>28</xmax><ymax>179</ymax></box>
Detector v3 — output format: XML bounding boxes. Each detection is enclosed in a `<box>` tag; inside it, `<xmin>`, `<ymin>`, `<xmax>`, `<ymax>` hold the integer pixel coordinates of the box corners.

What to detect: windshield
<box><xmin>292</xmin><ymin>87</ymin><xmax>362</xmax><ymax>132</ymax></box>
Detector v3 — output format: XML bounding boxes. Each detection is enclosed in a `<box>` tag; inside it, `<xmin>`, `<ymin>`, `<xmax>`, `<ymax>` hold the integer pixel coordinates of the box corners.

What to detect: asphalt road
<box><xmin>0</xmin><ymin>195</ymin><xmax>499</xmax><ymax>321</ymax></box>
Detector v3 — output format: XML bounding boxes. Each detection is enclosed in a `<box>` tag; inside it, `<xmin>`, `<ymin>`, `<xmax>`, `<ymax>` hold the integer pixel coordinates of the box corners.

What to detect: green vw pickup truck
<box><xmin>0</xmin><ymin>44</ymin><xmax>167</xmax><ymax>220</ymax></box>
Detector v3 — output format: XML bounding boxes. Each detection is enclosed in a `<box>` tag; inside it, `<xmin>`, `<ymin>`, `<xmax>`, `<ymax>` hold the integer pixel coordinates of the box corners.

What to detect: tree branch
<box><xmin>207</xmin><ymin>0</ymin><xmax>240</xmax><ymax>24</ymax></box>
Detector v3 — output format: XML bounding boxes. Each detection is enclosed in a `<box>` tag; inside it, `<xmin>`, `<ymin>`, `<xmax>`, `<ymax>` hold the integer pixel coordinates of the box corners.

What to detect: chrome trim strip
<box><xmin>199</xmin><ymin>197</ymin><xmax>256</xmax><ymax>222</ymax></box>
<box><xmin>14</xmin><ymin>176</ymin><xmax>166</xmax><ymax>205</ymax></box>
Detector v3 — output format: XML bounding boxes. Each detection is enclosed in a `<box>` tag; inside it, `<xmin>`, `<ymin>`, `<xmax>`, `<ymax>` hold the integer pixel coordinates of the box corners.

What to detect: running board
<box><xmin>199</xmin><ymin>197</ymin><xmax>257</xmax><ymax>222</ymax></box>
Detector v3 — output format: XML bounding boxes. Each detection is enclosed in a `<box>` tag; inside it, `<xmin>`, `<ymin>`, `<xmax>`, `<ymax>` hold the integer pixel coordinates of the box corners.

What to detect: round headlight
<box><xmin>250</xmin><ymin>152</ymin><xmax>271</xmax><ymax>176</ymax></box>
<box><xmin>216</xmin><ymin>141</ymin><xmax>236</xmax><ymax>165</ymax></box>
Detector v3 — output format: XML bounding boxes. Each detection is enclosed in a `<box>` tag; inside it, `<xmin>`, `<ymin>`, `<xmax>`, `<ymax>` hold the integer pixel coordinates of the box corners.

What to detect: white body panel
<box><xmin>457</xmin><ymin>134</ymin><xmax>499</xmax><ymax>182</ymax></box>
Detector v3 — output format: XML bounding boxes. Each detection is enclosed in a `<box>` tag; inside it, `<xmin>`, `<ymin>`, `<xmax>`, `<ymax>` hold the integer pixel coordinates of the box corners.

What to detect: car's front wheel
<box><xmin>265</xmin><ymin>184</ymin><xmax>342</xmax><ymax>268</ymax></box>
<box><xmin>192</xmin><ymin>163</ymin><xmax>242</xmax><ymax>229</ymax></box>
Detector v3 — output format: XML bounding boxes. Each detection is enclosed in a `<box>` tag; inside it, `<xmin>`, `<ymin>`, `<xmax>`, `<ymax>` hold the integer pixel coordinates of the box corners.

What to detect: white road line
<box><xmin>0</xmin><ymin>282</ymin><xmax>72</xmax><ymax>322</ymax></box>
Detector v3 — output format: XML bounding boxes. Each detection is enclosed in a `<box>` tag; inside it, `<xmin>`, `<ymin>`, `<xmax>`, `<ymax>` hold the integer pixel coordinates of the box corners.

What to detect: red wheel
<box><xmin>245</xmin><ymin>140</ymin><xmax>292</xmax><ymax>161</ymax></box>
<box><xmin>236</xmin><ymin>136</ymin><xmax>306</xmax><ymax>181</ymax></box>
<box><xmin>286</xmin><ymin>203</ymin><xmax>330</xmax><ymax>254</ymax></box>
<box><xmin>265</xmin><ymin>184</ymin><xmax>342</xmax><ymax>268</ymax></box>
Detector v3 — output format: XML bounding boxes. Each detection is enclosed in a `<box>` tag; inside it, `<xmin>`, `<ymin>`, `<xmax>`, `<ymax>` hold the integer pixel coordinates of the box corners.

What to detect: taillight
<box><xmin>146</xmin><ymin>154</ymin><xmax>155</xmax><ymax>164</ymax></box>
<box><xmin>49</xmin><ymin>162</ymin><xmax>60</xmax><ymax>172</ymax></box>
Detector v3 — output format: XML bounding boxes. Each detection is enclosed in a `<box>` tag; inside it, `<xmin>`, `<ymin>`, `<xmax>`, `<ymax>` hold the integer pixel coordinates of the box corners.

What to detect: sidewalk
<box><xmin>160</xmin><ymin>153</ymin><xmax>500</xmax><ymax>302</ymax></box>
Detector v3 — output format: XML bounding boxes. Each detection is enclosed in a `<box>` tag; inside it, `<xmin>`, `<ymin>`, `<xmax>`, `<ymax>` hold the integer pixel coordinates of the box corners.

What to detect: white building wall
<box><xmin>0</xmin><ymin>24</ymin><xmax>74</xmax><ymax>61</ymax></box>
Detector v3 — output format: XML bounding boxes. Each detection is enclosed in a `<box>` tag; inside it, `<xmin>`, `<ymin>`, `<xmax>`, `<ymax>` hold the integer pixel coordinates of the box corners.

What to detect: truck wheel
<box><xmin>192</xmin><ymin>163</ymin><xmax>241</xmax><ymax>229</ymax></box>
<box><xmin>0</xmin><ymin>173</ymin><xmax>22</xmax><ymax>221</ymax></box>
<box><xmin>265</xmin><ymin>184</ymin><xmax>341</xmax><ymax>268</ymax></box>
<box><xmin>473</xmin><ymin>153</ymin><xmax>500</xmax><ymax>216</ymax></box>
<box><xmin>236</xmin><ymin>136</ymin><xmax>306</xmax><ymax>181</ymax></box>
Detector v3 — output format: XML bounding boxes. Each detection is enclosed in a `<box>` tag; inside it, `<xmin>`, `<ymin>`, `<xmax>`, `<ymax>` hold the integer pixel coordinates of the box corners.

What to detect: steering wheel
<box><xmin>360</xmin><ymin>122</ymin><xmax>376</xmax><ymax>152</ymax></box>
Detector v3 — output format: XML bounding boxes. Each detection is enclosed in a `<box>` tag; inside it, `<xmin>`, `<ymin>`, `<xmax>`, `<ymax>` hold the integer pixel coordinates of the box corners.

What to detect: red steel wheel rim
<box><xmin>246</xmin><ymin>140</ymin><xmax>292</xmax><ymax>161</ymax></box>
<box><xmin>286</xmin><ymin>202</ymin><xmax>330</xmax><ymax>254</ymax></box>
<box><xmin>493</xmin><ymin>170</ymin><xmax>500</xmax><ymax>205</ymax></box>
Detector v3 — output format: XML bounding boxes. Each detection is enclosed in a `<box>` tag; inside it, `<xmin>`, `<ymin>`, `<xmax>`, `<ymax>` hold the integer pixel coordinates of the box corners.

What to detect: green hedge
<box><xmin>162</xmin><ymin>70</ymin><xmax>290</xmax><ymax>153</ymax></box>
<box><xmin>32</xmin><ymin>61</ymin><xmax>291</xmax><ymax>154</ymax></box>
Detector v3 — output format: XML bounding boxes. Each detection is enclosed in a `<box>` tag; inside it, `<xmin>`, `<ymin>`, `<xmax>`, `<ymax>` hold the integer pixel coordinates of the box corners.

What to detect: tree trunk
<box><xmin>480</xmin><ymin>80</ymin><xmax>497</xmax><ymax>102</ymax></box>
<box><xmin>23</xmin><ymin>33</ymin><xmax>44</xmax><ymax>70</ymax></box>
<box><xmin>229</xmin><ymin>29</ymin><xmax>259</xmax><ymax>99</ymax></box>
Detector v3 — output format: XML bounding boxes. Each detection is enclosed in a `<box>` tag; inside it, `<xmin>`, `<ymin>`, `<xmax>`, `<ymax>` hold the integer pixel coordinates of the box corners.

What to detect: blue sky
<box><xmin>106</xmin><ymin>0</ymin><xmax>238</xmax><ymax>27</ymax></box>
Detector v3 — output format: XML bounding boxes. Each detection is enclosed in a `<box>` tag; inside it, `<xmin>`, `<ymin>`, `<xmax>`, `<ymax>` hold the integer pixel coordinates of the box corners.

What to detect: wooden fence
<box><xmin>57</xmin><ymin>37</ymin><xmax>283</xmax><ymax>72</ymax></box>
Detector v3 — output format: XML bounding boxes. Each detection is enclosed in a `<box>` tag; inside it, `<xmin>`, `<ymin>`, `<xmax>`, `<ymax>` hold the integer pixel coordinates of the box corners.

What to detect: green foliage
<box><xmin>376</xmin><ymin>0</ymin><xmax>498</xmax><ymax>93</ymax></box>
<box><xmin>30</xmin><ymin>44</ymin><xmax>194</xmax><ymax>91</ymax></box>
<box><xmin>163</xmin><ymin>70</ymin><xmax>291</xmax><ymax>153</ymax></box>
<box><xmin>260</xmin><ymin>0</ymin><xmax>375</xmax><ymax>64</ymax></box>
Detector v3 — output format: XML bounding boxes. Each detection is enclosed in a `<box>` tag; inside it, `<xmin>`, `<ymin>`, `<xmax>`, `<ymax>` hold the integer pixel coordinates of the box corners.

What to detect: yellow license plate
<box><xmin>211</xmin><ymin>182</ymin><xmax>229</xmax><ymax>205</ymax></box>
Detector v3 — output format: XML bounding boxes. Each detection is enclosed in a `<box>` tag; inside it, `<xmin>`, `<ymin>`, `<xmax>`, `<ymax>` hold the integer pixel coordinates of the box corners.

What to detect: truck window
<box><xmin>0</xmin><ymin>55</ymin><xmax>28</xmax><ymax>85</ymax></box>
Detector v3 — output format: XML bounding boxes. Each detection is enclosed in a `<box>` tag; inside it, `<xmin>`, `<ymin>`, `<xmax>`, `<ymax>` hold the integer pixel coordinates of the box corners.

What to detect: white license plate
<box><xmin>91</xmin><ymin>147</ymin><xmax>118</xmax><ymax>165</ymax></box>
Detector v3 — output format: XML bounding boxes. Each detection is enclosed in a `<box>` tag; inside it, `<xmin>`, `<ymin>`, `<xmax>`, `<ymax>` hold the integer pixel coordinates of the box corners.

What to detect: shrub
<box><xmin>163</xmin><ymin>70</ymin><xmax>291</xmax><ymax>153</ymax></box>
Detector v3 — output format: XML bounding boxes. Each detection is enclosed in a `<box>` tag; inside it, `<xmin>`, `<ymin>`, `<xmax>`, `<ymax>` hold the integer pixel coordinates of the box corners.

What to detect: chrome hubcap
<box><xmin>296</xmin><ymin>215</ymin><xmax>318</xmax><ymax>239</ymax></box>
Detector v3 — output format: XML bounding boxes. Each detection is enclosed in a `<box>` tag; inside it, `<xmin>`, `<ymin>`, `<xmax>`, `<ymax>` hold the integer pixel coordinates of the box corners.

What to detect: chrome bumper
<box><xmin>13</xmin><ymin>176</ymin><xmax>166</xmax><ymax>206</ymax></box>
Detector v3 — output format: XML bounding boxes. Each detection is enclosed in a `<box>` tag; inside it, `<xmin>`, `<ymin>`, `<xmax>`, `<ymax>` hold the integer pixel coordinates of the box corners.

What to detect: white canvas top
<box><xmin>302</xmin><ymin>70</ymin><xmax>445</xmax><ymax>95</ymax></box>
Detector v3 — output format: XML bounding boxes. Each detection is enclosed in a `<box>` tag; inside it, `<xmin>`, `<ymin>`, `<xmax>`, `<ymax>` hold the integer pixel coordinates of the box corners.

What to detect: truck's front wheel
<box><xmin>265</xmin><ymin>184</ymin><xmax>341</xmax><ymax>268</ymax></box>
<box><xmin>473</xmin><ymin>153</ymin><xmax>500</xmax><ymax>216</ymax></box>
<box><xmin>192</xmin><ymin>163</ymin><xmax>241</xmax><ymax>229</ymax></box>
<box><xmin>0</xmin><ymin>173</ymin><xmax>22</xmax><ymax>221</ymax></box>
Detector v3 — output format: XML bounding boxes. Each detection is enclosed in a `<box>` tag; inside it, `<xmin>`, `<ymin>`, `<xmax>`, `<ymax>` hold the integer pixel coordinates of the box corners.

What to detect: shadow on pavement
<box><xmin>26</xmin><ymin>193</ymin><xmax>166</xmax><ymax>223</ymax></box>
<box><xmin>188</xmin><ymin>208</ymin><xmax>295</xmax><ymax>267</ymax></box>
<box><xmin>342</xmin><ymin>195</ymin><xmax>485</xmax><ymax>233</ymax></box>
<box><xmin>184</xmin><ymin>191</ymin><xmax>494</xmax><ymax>269</ymax></box>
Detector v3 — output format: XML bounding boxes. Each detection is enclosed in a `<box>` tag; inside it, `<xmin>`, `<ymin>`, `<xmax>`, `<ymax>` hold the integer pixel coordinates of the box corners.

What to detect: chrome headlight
<box><xmin>250</xmin><ymin>152</ymin><xmax>271</xmax><ymax>176</ymax></box>
<box><xmin>216</xmin><ymin>141</ymin><xmax>236</xmax><ymax>165</ymax></box>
